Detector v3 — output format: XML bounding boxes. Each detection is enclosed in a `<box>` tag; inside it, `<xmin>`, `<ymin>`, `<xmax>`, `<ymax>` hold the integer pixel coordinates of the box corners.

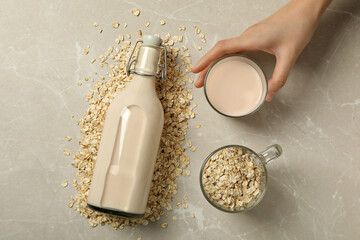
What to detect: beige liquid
<box><xmin>205</xmin><ymin>56</ymin><xmax>267</xmax><ymax>117</ymax></box>
<box><xmin>87</xmin><ymin>37</ymin><xmax>164</xmax><ymax>216</ymax></box>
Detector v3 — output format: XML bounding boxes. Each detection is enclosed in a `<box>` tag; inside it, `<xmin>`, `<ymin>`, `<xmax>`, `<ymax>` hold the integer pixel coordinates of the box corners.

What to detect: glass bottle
<box><xmin>87</xmin><ymin>35</ymin><xmax>166</xmax><ymax>218</ymax></box>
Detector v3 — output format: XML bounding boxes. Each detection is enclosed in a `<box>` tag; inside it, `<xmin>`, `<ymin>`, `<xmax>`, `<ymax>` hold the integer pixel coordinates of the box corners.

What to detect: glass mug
<box><xmin>200</xmin><ymin>144</ymin><xmax>282</xmax><ymax>213</ymax></box>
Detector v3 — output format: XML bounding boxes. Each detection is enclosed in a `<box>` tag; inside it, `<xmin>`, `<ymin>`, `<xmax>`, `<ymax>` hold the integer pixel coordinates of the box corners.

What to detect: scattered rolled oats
<box><xmin>63</xmin><ymin>150</ymin><xmax>70</xmax><ymax>156</ymax></box>
<box><xmin>99</xmin><ymin>29</ymin><xmax>103</xmax><ymax>34</ymax></box>
<box><xmin>126</xmin><ymin>33</ymin><xmax>131</xmax><ymax>39</ymax></box>
<box><xmin>186</xmin><ymin>140</ymin><xmax>192</xmax><ymax>147</ymax></box>
<box><xmin>93</xmin><ymin>22</ymin><xmax>99</xmax><ymax>27</ymax></box>
<box><xmin>195</xmin><ymin>28</ymin><xmax>201</xmax><ymax>34</ymax></box>
<box><xmin>65</xmin><ymin>136</ymin><xmax>72</xmax><ymax>141</ymax></box>
<box><xmin>145</xmin><ymin>21</ymin><xmax>150</xmax><ymax>27</ymax></box>
<box><xmin>84</xmin><ymin>48</ymin><xmax>89</xmax><ymax>55</ymax></box>
<box><xmin>98</xmin><ymin>55</ymin><xmax>107</xmax><ymax>63</ymax></box>
<box><xmin>165</xmin><ymin>32</ymin><xmax>171</xmax><ymax>40</ymax></box>
<box><xmin>190</xmin><ymin>213</ymin><xmax>195</xmax><ymax>218</ymax></box>
<box><xmin>68</xmin><ymin>202</ymin><xmax>74</xmax><ymax>208</ymax></box>
<box><xmin>190</xmin><ymin>146</ymin><xmax>196</xmax><ymax>152</ymax></box>
<box><xmin>112</xmin><ymin>22</ymin><xmax>120</xmax><ymax>28</ymax></box>
<box><xmin>124</xmin><ymin>23</ymin><xmax>127</xmax><ymax>28</ymax></box>
<box><xmin>91</xmin><ymin>58</ymin><xmax>96</xmax><ymax>64</ymax></box>
<box><xmin>178</xmin><ymin>35</ymin><xmax>183</xmax><ymax>43</ymax></box>
<box><xmin>202</xmin><ymin>147</ymin><xmax>264</xmax><ymax>211</ymax></box>
<box><xmin>182</xmin><ymin>52</ymin><xmax>190</xmax><ymax>58</ymax></box>
<box><xmin>72</xmin><ymin>179</ymin><xmax>78</xmax><ymax>187</ymax></box>
<box><xmin>84</xmin><ymin>77</ymin><xmax>89</xmax><ymax>81</ymax></box>
<box><xmin>199</xmin><ymin>32</ymin><xmax>207</xmax><ymax>43</ymax></box>
<box><xmin>132</xmin><ymin>9</ymin><xmax>140</xmax><ymax>16</ymax></box>
<box><xmin>195</xmin><ymin>45</ymin><xmax>202</xmax><ymax>51</ymax></box>
<box><xmin>61</xmin><ymin>180</ymin><xmax>68</xmax><ymax>188</ymax></box>
<box><xmin>161</xmin><ymin>223</ymin><xmax>168</xmax><ymax>228</ymax></box>
<box><xmin>159</xmin><ymin>19</ymin><xmax>166</xmax><ymax>25</ymax></box>
<box><xmin>77</xmin><ymin>82</ymin><xmax>82</xmax><ymax>86</ymax></box>
<box><xmin>179</xmin><ymin>26</ymin><xmax>186</xmax><ymax>31</ymax></box>
<box><xmin>194</xmin><ymin>124</ymin><xmax>201</xmax><ymax>129</ymax></box>
<box><xmin>137</xmin><ymin>29</ymin><xmax>142</xmax><ymax>37</ymax></box>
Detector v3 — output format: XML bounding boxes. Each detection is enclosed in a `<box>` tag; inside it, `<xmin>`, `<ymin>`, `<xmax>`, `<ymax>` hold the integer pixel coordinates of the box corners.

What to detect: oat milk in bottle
<box><xmin>87</xmin><ymin>35</ymin><xmax>166</xmax><ymax>218</ymax></box>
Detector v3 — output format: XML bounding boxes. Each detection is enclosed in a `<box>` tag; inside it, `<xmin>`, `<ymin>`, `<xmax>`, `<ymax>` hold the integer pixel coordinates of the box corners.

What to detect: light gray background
<box><xmin>1</xmin><ymin>0</ymin><xmax>359</xmax><ymax>239</ymax></box>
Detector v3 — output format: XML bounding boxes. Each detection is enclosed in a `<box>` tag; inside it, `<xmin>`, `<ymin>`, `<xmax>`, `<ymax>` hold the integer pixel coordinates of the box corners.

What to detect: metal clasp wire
<box><xmin>126</xmin><ymin>40</ymin><xmax>167</xmax><ymax>81</ymax></box>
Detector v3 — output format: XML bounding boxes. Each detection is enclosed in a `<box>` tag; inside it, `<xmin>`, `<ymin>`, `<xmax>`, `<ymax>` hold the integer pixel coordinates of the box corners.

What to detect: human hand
<box><xmin>192</xmin><ymin>0</ymin><xmax>332</xmax><ymax>101</ymax></box>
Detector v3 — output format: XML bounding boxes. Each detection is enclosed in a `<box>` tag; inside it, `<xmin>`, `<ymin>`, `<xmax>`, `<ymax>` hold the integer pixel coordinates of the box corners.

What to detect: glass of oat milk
<box><xmin>204</xmin><ymin>55</ymin><xmax>267</xmax><ymax>118</ymax></box>
<box><xmin>200</xmin><ymin>144</ymin><xmax>282</xmax><ymax>213</ymax></box>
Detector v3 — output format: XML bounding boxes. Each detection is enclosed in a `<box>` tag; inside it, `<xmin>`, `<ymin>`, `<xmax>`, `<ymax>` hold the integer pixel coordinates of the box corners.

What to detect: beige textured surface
<box><xmin>1</xmin><ymin>0</ymin><xmax>359</xmax><ymax>239</ymax></box>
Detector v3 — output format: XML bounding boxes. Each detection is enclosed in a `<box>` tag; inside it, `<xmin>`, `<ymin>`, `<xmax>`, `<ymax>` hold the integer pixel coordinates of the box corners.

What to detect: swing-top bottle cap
<box><xmin>126</xmin><ymin>35</ymin><xmax>167</xmax><ymax>80</ymax></box>
<box><xmin>142</xmin><ymin>35</ymin><xmax>162</xmax><ymax>46</ymax></box>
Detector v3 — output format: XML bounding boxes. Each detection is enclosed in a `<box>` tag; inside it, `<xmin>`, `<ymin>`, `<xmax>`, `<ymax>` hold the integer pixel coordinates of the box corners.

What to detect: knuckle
<box><xmin>281</xmin><ymin>46</ymin><xmax>299</xmax><ymax>60</ymax></box>
<box><xmin>269</xmin><ymin>77</ymin><xmax>287</xmax><ymax>93</ymax></box>
<box><xmin>244</xmin><ymin>24</ymin><xmax>256</xmax><ymax>33</ymax></box>
<box><xmin>276</xmin><ymin>78</ymin><xmax>287</xmax><ymax>88</ymax></box>
<box><xmin>215</xmin><ymin>40</ymin><xmax>226</xmax><ymax>49</ymax></box>
<box><xmin>244</xmin><ymin>23</ymin><xmax>262</xmax><ymax>35</ymax></box>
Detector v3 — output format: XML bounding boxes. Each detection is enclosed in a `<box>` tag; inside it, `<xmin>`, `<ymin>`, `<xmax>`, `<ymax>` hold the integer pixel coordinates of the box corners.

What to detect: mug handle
<box><xmin>258</xmin><ymin>144</ymin><xmax>283</xmax><ymax>164</ymax></box>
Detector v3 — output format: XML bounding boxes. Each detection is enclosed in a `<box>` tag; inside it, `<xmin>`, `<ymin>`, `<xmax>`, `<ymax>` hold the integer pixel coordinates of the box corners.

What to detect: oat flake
<box><xmin>132</xmin><ymin>9</ymin><xmax>140</xmax><ymax>16</ymax></box>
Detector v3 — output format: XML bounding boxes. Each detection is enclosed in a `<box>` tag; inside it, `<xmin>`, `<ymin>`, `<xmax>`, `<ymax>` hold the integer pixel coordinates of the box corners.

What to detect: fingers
<box><xmin>192</xmin><ymin>37</ymin><xmax>250</xmax><ymax>74</ymax></box>
<box><xmin>266</xmin><ymin>53</ymin><xmax>294</xmax><ymax>102</ymax></box>
<box><xmin>194</xmin><ymin>68</ymin><xmax>207</xmax><ymax>88</ymax></box>
<box><xmin>194</xmin><ymin>61</ymin><xmax>215</xmax><ymax>88</ymax></box>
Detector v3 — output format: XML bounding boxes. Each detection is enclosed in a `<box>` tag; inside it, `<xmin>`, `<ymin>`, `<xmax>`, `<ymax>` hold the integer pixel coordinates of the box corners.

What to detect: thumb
<box><xmin>266</xmin><ymin>53</ymin><xmax>294</xmax><ymax>102</ymax></box>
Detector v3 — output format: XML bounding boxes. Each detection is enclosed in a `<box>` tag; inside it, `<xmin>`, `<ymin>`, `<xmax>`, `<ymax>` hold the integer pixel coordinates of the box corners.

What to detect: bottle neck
<box><xmin>129</xmin><ymin>43</ymin><xmax>161</xmax><ymax>92</ymax></box>
<box><xmin>131</xmin><ymin>74</ymin><xmax>157</xmax><ymax>92</ymax></box>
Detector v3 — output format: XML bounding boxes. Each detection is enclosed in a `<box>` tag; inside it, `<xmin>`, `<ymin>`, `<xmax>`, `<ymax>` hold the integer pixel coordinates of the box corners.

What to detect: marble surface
<box><xmin>1</xmin><ymin>0</ymin><xmax>359</xmax><ymax>239</ymax></box>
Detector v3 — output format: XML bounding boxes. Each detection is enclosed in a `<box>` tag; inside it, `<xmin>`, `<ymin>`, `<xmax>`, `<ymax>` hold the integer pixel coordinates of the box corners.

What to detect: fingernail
<box><xmin>266</xmin><ymin>92</ymin><xmax>274</xmax><ymax>102</ymax></box>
